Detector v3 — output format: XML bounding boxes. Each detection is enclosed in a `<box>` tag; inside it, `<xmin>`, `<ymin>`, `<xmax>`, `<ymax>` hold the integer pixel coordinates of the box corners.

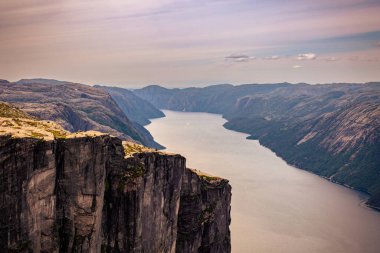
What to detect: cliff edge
<box><xmin>0</xmin><ymin>104</ymin><xmax>231</xmax><ymax>253</ymax></box>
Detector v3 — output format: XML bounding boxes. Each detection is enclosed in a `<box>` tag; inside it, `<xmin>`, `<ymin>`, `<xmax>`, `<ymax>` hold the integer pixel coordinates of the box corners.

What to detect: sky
<box><xmin>0</xmin><ymin>0</ymin><xmax>380</xmax><ymax>87</ymax></box>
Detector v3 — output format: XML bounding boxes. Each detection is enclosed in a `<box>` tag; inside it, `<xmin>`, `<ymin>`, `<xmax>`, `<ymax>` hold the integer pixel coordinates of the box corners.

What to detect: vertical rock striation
<box><xmin>176</xmin><ymin>169</ymin><xmax>231</xmax><ymax>253</ymax></box>
<box><xmin>101</xmin><ymin>151</ymin><xmax>185</xmax><ymax>253</ymax></box>
<box><xmin>0</xmin><ymin>135</ymin><xmax>231</xmax><ymax>253</ymax></box>
<box><xmin>0</xmin><ymin>136</ymin><xmax>57</xmax><ymax>252</ymax></box>
<box><xmin>54</xmin><ymin>137</ymin><xmax>108</xmax><ymax>253</ymax></box>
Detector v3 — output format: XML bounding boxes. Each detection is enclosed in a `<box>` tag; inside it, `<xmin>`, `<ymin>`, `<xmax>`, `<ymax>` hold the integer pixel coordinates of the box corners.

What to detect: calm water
<box><xmin>146</xmin><ymin>110</ymin><xmax>380</xmax><ymax>253</ymax></box>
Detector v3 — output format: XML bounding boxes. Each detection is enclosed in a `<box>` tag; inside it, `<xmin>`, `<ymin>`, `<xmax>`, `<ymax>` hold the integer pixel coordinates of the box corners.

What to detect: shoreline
<box><xmin>149</xmin><ymin>109</ymin><xmax>380</xmax><ymax>213</ymax></box>
<box><xmin>248</xmin><ymin>134</ymin><xmax>379</xmax><ymax>213</ymax></box>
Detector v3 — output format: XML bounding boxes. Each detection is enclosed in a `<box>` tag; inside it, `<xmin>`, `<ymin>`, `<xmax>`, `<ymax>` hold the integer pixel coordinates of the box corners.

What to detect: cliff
<box><xmin>177</xmin><ymin>169</ymin><xmax>231</xmax><ymax>253</ymax></box>
<box><xmin>0</xmin><ymin>114</ymin><xmax>231</xmax><ymax>252</ymax></box>
<box><xmin>133</xmin><ymin>83</ymin><xmax>380</xmax><ymax>208</ymax></box>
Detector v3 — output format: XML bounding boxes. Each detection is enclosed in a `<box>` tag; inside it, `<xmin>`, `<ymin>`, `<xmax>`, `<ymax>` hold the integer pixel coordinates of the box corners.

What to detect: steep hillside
<box><xmin>0</xmin><ymin>79</ymin><xmax>161</xmax><ymax>148</ymax></box>
<box><xmin>134</xmin><ymin>83</ymin><xmax>380</xmax><ymax>209</ymax></box>
<box><xmin>96</xmin><ymin>85</ymin><xmax>164</xmax><ymax>125</ymax></box>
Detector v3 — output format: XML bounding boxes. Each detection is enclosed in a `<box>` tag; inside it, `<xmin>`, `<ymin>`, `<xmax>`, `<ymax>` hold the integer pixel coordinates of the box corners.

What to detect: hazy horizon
<box><xmin>1</xmin><ymin>0</ymin><xmax>380</xmax><ymax>87</ymax></box>
<box><xmin>2</xmin><ymin>77</ymin><xmax>380</xmax><ymax>90</ymax></box>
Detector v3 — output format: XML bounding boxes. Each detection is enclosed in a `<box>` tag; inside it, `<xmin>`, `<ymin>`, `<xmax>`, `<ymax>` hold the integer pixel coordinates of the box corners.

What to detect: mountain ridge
<box><xmin>0</xmin><ymin>79</ymin><xmax>162</xmax><ymax>148</ymax></box>
<box><xmin>133</xmin><ymin>82</ymin><xmax>380</xmax><ymax>209</ymax></box>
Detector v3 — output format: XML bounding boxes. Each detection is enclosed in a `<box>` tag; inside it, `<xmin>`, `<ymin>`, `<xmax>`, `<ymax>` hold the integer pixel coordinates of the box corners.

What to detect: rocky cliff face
<box><xmin>0</xmin><ymin>134</ymin><xmax>231</xmax><ymax>253</ymax></box>
<box><xmin>176</xmin><ymin>169</ymin><xmax>231</xmax><ymax>253</ymax></box>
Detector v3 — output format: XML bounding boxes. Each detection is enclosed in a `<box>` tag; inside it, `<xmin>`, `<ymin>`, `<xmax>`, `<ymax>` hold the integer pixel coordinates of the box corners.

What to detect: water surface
<box><xmin>146</xmin><ymin>110</ymin><xmax>380</xmax><ymax>253</ymax></box>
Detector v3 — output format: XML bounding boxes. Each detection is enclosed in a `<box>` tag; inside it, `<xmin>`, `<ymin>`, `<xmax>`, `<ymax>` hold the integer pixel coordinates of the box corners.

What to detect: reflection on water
<box><xmin>147</xmin><ymin>110</ymin><xmax>380</xmax><ymax>253</ymax></box>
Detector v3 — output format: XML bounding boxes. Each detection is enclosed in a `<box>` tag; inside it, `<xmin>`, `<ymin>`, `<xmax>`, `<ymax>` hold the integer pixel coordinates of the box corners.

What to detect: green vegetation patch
<box><xmin>47</xmin><ymin>129</ymin><xmax>67</xmax><ymax>139</ymax></box>
<box><xmin>123</xmin><ymin>142</ymin><xmax>154</xmax><ymax>156</ymax></box>
<box><xmin>118</xmin><ymin>162</ymin><xmax>145</xmax><ymax>191</ymax></box>
<box><xmin>200</xmin><ymin>175</ymin><xmax>219</xmax><ymax>182</ymax></box>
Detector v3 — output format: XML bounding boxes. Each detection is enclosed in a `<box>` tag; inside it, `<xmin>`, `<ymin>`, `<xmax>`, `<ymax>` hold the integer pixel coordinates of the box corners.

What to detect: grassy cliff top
<box><xmin>0</xmin><ymin>102</ymin><xmax>105</xmax><ymax>140</ymax></box>
<box><xmin>123</xmin><ymin>141</ymin><xmax>155</xmax><ymax>156</ymax></box>
<box><xmin>189</xmin><ymin>168</ymin><xmax>224</xmax><ymax>182</ymax></box>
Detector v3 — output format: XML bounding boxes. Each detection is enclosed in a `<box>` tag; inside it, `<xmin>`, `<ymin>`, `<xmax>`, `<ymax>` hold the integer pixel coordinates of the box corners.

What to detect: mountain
<box><xmin>134</xmin><ymin>82</ymin><xmax>380</xmax><ymax>209</ymax></box>
<box><xmin>95</xmin><ymin>85</ymin><xmax>164</xmax><ymax>125</ymax></box>
<box><xmin>17</xmin><ymin>78</ymin><xmax>74</xmax><ymax>86</ymax></box>
<box><xmin>0</xmin><ymin>103</ymin><xmax>231</xmax><ymax>252</ymax></box>
<box><xmin>0</xmin><ymin>79</ymin><xmax>161</xmax><ymax>148</ymax></box>
<box><xmin>133</xmin><ymin>83</ymin><xmax>288</xmax><ymax>114</ymax></box>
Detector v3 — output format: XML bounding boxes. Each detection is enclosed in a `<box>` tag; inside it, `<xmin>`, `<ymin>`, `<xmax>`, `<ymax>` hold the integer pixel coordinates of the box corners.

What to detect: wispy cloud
<box><xmin>225</xmin><ymin>54</ymin><xmax>256</xmax><ymax>62</ymax></box>
<box><xmin>297</xmin><ymin>53</ymin><xmax>317</xmax><ymax>60</ymax></box>
<box><xmin>293</xmin><ymin>65</ymin><xmax>303</xmax><ymax>69</ymax></box>
<box><xmin>262</xmin><ymin>55</ymin><xmax>280</xmax><ymax>60</ymax></box>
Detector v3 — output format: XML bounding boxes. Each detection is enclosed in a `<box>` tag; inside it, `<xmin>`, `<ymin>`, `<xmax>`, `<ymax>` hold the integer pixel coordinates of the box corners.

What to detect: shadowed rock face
<box><xmin>95</xmin><ymin>86</ymin><xmax>165</xmax><ymax>126</ymax></box>
<box><xmin>176</xmin><ymin>169</ymin><xmax>231</xmax><ymax>253</ymax></box>
<box><xmin>0</xmin><ymin>135</ymin><xmax>231</xmax><ymax>253</ymax></box>
<box><xmin>102</xmin><ymin>148</ymin><xmax>185</xmax><ymax>253</ymax></box>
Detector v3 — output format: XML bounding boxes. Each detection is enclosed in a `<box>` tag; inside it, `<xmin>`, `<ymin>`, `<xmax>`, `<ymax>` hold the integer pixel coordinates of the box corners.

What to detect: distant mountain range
<box><xmin>133</xmin><ymin>82</ymin><xmax>380</xmax><ymax>209</ymax></box>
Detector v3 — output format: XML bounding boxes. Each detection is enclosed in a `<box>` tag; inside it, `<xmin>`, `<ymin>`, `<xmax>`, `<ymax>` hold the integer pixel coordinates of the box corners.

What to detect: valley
<box><xmin>147</xmin><ymin>110</ymin><xmax>380</xmax><ymax>253</ymax></box>
<box><xmin>133</xmin><ymin>83</ymin><xmax>380</xmax><ymax>208</ymax></box>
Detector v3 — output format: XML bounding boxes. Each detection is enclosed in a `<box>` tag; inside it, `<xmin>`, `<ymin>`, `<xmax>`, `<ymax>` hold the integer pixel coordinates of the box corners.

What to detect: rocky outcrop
<box><xmin>101</xmin><ymin>150</ymin><xmax>185</xmax><ymax>252</ymax></box>
<box><xmin>176</xmin><ymin>169</ymin><xmax>231</xmax><ymax>253</ymax></box>
<box><xmin>0</xmin><ymin>135</ymin><xmax>231</xmax><ymax>253</ymax></box>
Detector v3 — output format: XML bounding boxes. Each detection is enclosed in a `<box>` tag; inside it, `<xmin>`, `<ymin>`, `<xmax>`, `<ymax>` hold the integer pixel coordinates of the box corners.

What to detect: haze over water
<box><xmin>147</xmin><ymin>110</ymin><xmax>380</xmax><ymax>253</ymax></box>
